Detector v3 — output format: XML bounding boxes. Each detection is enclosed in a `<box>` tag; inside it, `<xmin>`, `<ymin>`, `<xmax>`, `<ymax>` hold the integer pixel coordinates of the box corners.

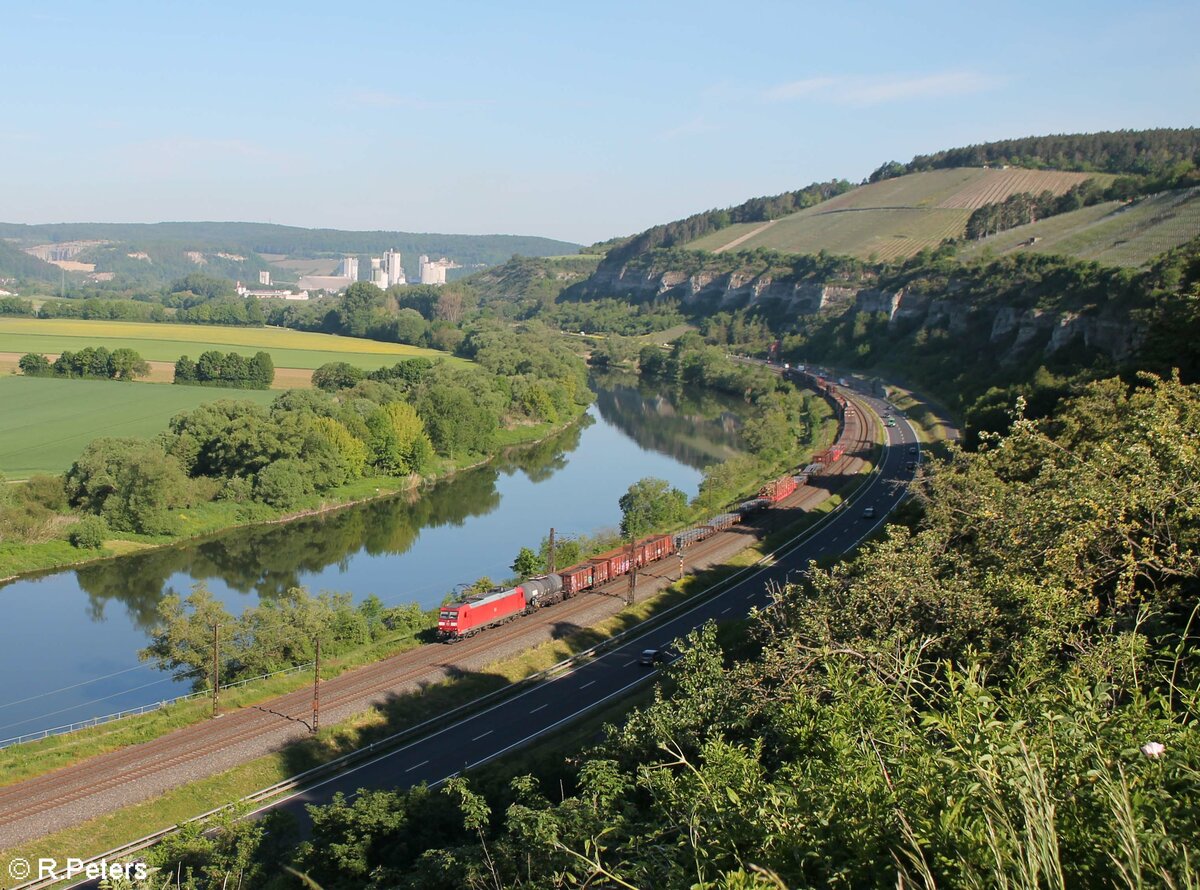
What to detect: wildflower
<box><xmin>1140</xmin><ymin>741</ymin><xmax>1165</xmax><ymax>759</ymax></box>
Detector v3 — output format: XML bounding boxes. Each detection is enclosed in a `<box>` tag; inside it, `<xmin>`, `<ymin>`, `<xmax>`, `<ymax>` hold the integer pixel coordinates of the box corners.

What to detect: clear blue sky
<box><xmin>3</xmin><ymin>1</ymin><xmax>1196</xmax><ymax>245</ymax></box>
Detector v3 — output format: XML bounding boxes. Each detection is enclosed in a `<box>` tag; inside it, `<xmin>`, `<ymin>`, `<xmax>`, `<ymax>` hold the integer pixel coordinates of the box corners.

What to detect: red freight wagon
<box><xmin>559</xmin><ymin>563</ymin><xmax>595</xmax><ymax>596</ymax></box>
<box><xmin>759</xmin><ymin>475</ymin><xmax>798</xmax><ymax>502</ymax></box>
<box><xmin>637</xmin><ymin>534</ymin><xmax>675</xmax><ymax>564</ymax></box>
<box><xmin>812</xmin><ymin>446</ymin><xmax>844</xmax><ymax>464</ymax></box>
<box><xmin>588</xmin><ymin>557</ymin><xmax>611</xmax><ymax>586</ymax></box>
<box><xmin>438</xmin><ymin>585</ymin><xmax>526</xmax><ymax>639</ymax></box>
<box><xmin>591</xmin><ymin>547</ymin><xmax>631</xmax><ymax>579</ymax></box>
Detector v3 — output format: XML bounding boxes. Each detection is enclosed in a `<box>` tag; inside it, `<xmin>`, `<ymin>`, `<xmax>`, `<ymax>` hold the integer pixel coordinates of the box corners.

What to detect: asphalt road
<box><xmin>249</xmin><ymin>387</ymin><xmax>920</xmax><ymax>828</ymax></box>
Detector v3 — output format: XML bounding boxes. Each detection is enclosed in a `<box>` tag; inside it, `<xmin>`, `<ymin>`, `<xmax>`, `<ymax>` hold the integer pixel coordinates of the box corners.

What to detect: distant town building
<box><xmin>369</xmin><ymin>257</ymin><xmax>389</xmax><ymax>289</ymax></box>
<box><xmin>384</xmin><ymin>249</ymin><xmax>405</xmax><ymax>286</ymax></box>
<box><xmin>338</xmin><ymin>256</ymin><xmax>359</xmax><ymax>280</ymax></box>
<box><xmin>418</xmin><ymin>254</ymin><xmax>460</xmax><ymax>285</ymax></box>
<box><xmin>258</xmin><ymin>270</ymin><xmax>271</xmax><ymax>286</ymax></box>
<box><xmin>236</xmin><ymin>283</ymin><xmax>309</xmax><ymax>301</ymax></box>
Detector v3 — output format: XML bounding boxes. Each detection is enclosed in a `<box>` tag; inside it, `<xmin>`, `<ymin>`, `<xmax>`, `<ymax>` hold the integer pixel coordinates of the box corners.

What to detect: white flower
<box><xmin>1140</xmin><ymin>741</ymin><xmax>1165</xmax><ymax>759</ymax></box>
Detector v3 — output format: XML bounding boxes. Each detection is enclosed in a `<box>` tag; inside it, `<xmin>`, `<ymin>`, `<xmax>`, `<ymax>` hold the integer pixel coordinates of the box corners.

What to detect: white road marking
<box><xmin>720</xmin><ymin>607</ymin><xmax>731</xmax><ymax>614</ymax></box>
<box><xmin>530</xmin><ymin>703</ymin><xmax>548</xmax><ymax>713</ymax></box>
<box><xmin>472</xmin><ymin>730</ymin><xmax>493</xmax><ymax>741</ymax></box>
<box><xmin>405</xmin><ymin>760</ymin><xmax>429</xmax><ymax>772</ymax></box>
<box><xmin>580</xmin><ymin>680</ymin><xmax>596</xmax><ymax>690</ymax></box>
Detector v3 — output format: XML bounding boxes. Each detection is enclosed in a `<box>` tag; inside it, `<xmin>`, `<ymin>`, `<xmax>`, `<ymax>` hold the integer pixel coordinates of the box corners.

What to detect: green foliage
<box><xmin>17</xmin><ymin>352</ymin><xmax>50</xmax><ymax>376</ymax></box>
<box><xmin>140</xmin><ymin>582</ymin><xmax>432</xmax><ymax>692</ymax></box>
<box><xmin>903</xmin><ymin>127</ymin><xmax>1200</xmax><ymax>178</ymax></box>
<box><xmin>176</xmin><ymin>350</ymin><xmax>274</xmax><ymax>389</ymax></box>
<box><xmin>414</xmin><ymin>366</ymin><xmax>501</xmax><ymax>459</ymax></box>
<box><xmin>66</xmin><ymin>515</ymin><xmax>108</xmax><ymax>549</ymax></box>
<box><xmin>618</xmin><ymin>476</ymin><xmax>689</xmax><ymax>538</ymax></box>
<box><xmin>64</xmin><ymin>437</ymin><xmax>191</xmax><ymax>534</ymax></box>
<box><xmin>253</xmin><ymin>458</ymin><xmax>314</xmax><ymax>509</ymax></box>
<box><xmin>510</xmin><ymin>546</ymin><xmax>541</xmax><ymax>578</ymax></box>
<box><xmin>44</xmin><ymin>345</ymin><xmax>150</xmax><ymax>381</ymax></box>
<box><xmin>0</xmin><ymin>296</ymin><xmax>36</xmax><ymax>316</ymax></box>
<box><xmin>312</xmin><ymin>361</ymin><xmax>365</xmax><ymax>392</ymax></box>
<box><xmin>366</xmin><ymin>402</ymin><xmax>434</xmax><ymax>476</ymax></box>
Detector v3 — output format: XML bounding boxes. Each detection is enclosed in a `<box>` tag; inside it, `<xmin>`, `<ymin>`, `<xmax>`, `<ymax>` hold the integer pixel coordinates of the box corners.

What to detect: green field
<box><xmin>688</xmin><ymin>168</ymin><xmax>1104</xmax><ymax>261</ymax></box>
<box><xmin>0</xmin><ymin>318</ymin><xmax>467</xmax><ymax>371</ymax></box>
<box><xmin>0</xmin><ymin>376</ymin><xmax>278</xmax><ymax>477</ymax></box>
<box><xmin>956</xmin><ymin>187</ymin><xmax>1200</xmax><ymax>267</ymax></box>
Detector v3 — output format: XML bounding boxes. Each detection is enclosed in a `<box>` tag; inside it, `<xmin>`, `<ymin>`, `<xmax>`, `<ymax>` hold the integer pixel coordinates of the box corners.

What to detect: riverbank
<box><xmin>0</xmin><ymin>405</ymin><xmax>591</xmax><ymax>585</ymax></box>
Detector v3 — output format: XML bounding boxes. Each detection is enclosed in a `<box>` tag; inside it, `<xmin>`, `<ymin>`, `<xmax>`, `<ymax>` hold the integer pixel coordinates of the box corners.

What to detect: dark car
<box><xmin>639</xmin><ymin>646</ymin><xmax>676</xmax><ymax>666</ymax></box>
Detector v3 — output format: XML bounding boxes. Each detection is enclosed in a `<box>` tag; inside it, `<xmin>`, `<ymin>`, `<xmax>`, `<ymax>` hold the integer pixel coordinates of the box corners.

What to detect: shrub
<box><xmin>67</xmin><ymin>516</ymin><xmax>108</xmax><ymax>549</ymax></box>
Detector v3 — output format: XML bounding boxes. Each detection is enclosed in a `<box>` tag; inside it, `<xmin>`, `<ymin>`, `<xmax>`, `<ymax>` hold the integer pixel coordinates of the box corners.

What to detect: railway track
<box><xmin>0</xmin><ymin>391</ymin><xmax>876</xmax><ymax>847</ymax></box>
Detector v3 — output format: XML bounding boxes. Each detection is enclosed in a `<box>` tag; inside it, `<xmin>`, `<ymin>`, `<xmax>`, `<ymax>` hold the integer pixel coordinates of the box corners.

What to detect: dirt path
<box><xmin>712</xmin><ymin>218</ymin><xmax>779</xmax><ymax>254</ymax></box>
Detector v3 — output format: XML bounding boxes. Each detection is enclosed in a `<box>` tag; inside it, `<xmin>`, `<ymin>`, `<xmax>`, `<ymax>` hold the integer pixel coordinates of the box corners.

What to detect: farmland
<box><xmin>0</xmin><ymin>318</ymin><xmax>466</xmax><ymax>372</ymax></box>
<box><xmin>957</xmin><ymin>186</ymin><xmax>1200</xmax><ymax>267</ymax></box>
<box><xmin>0</xmin><ymin>376</ymin><xmax>278</xmax><ymax>478</ymax></box>
<box><xmin>688</xmin><ymin>167</ymin><xmax>1107</xmax><ymax>260</ymax></box>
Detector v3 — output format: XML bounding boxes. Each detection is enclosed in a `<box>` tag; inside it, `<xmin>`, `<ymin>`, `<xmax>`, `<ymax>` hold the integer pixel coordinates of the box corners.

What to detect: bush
<box><xmin>67</xmin><ymin>516</ymin><xmax>108</xmax><ymax>549</ymax></box>
<box><xmin>254</xmin><ymin>459</ymin><xmax>314</xmax><ymax>509</ymax></box>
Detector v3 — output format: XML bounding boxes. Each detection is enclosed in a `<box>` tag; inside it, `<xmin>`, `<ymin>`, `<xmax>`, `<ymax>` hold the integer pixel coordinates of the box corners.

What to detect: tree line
<box><xmin>874</xmin><ymin>126</ymin><xmax>1200</xmax><ymax>179</ymax></box>
<box><xmin>18</xmin><ymin>346</ymin><xmax>149</xmax><ymax>381</ymax></box>
<box><xmin>174</xmin><ymin>350</ymin><xmax>274</xmax><ymax>389</ymax></box>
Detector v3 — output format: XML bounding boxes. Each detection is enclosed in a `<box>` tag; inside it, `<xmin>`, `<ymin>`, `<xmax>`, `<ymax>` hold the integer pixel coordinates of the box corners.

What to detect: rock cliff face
<box><xmin>582</xmin><ymin>258</ymin><xmax>1145</xmax><ymax>364</ymax></box>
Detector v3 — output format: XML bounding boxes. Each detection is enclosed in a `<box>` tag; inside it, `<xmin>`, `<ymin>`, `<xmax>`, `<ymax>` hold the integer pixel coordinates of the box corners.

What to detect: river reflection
<box><xmin>72</xmin><ymin>421</ymin><xmax>585</xmax><ymax>631</ymax></box>
<box><xmin>0</xmin><ymin>380</ymin><xmax>751</xmax><ymax>738</ymax></box>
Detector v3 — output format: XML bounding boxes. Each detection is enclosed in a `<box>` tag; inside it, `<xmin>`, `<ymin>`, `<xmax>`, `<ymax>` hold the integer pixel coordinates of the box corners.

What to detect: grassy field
<box><xmin>0</xmin><ymin>318</ymin><xmax>465</xmax><ymax>371</ymax></box>
<box><xmin>957</xmin><ymin>186</ymin><xmax>1200</xmax><ymax>267</ymax></box>
<box><xmin>0</xmin><ymin>377</ymin><xmax>278</xmax><ymax>477</ymax></box>
<box><xmin>689</xmin><ymin>168</ymin><xmax>1106</xmax><ymax>260</ymax></box>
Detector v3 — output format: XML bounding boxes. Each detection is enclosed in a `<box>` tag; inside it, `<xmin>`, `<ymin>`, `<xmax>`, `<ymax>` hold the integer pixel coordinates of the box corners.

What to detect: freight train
<box><xmin>439</xmin><ymin>469</ymin><xmax>822</xmax><ymax>641</ymax></box>
<box><xmin>438</xmin><ymin>534</ymin><xmax>677</xmax><ymax>641</ymax></box>
<box><xmin>438</xmin><ymin>376</ymin><xmax>860</xmax><ymax>641</ymax></box>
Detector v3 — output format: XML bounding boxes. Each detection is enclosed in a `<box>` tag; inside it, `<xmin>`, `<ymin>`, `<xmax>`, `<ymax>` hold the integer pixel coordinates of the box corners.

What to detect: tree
<box><xmin>511</xmin><ymin>546</ymin><xmax>542</xmax><ymax>578</ymax></box>
<box><xmin>65</xmin><ymin>438</ymin><xmax>192</xmax><ymax>534</ymax></box>
<box><xmin>619</xmin><ymin>477</ymin><xmax>689</xmax><ymax>539</ymax></box>
<box><xmin>311</xmin><ymin>416</ymin><xmax>368</xmax><ymax>479</ymax></box>
<box><xmin>18</xmin><ymin>352</ymin><xmax>50</xmax><ymax>376</ymax></box>
<box><xmin>366</xmin><ymin>402</ymin><xmax>434</xmax><ymax>476</ymax></box>
<box><xmin>109</xmin><ymin>347</ymin><xmax>150</xmax><ymax>381</ymax></box>
<box><xmin>339</xmin><ymin>282</ymin><xmax>384</xmax><ymax>337</ymax></box>
<box><xmin>139</xmin><ymin>583</ymin><xmax>236</xmax><ymax>689</ymax></box>
<box><xmin>312</xmin><ymin>362</ymin><xmax>365</xmax><ymax>392</ymax></box>
<box><xmin>254</xmin><ymin>458</ymin><xmax>314</xmax><ymax>509</ymax></box>
<box><xmin>173</xmin><ymin>354</ymin><xmax>197</xmax><ymax>384</ymax></box>
<box><xmin>248</xmin><ymin>351</ymin><xmax>274</xmax><ymax>389</ymax></box>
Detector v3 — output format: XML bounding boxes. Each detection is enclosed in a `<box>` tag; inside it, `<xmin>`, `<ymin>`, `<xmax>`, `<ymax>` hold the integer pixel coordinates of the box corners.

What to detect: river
<box><xmin>0</xmin><ymin>376</ymin><xmax>751</xmax><ymax>742</ymax></box>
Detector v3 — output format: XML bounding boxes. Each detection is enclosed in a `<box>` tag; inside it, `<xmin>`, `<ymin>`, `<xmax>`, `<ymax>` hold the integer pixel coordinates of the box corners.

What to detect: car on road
<box><xmin>862</xmin><ymin>506</ymin><xmax>876</xmax><ymax>519</ymax></box>
<box><xmin>639</xmin><ymin>647</ymin><xmax>667</xmax><ymax>666</ymax></box>
<box><xmin>909</xmin><ymin>446</ymin><xmax>918</xmax><ymax>454</ymax></box>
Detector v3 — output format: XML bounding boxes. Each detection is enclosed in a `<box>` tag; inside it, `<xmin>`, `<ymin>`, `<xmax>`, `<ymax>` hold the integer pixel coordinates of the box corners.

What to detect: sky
<box><xmin>2</xmin><ymin>1</ymin><xmax>1197</xmax><ymax>245</ymax></box>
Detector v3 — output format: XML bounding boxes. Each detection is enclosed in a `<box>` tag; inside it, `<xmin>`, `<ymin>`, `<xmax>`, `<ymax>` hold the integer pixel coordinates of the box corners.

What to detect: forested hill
<box><xmin>589</xmin><ymin>128</ymin><xmax>1200</xmax><ymax>276</ymax></box>
<box><xmin>0</xmin><ymin>238</ymin><xmax>59</xmax><ymax>282</ymax></box>
<box><xmin>882</xmin><ymin>126</ymin><xmax>1200</xmax><ymax>179</ymax></box>
<box><xmin>0</xmin><ymin>221</ymin><xmax>579</xmax><ymax>263</ymax></box>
